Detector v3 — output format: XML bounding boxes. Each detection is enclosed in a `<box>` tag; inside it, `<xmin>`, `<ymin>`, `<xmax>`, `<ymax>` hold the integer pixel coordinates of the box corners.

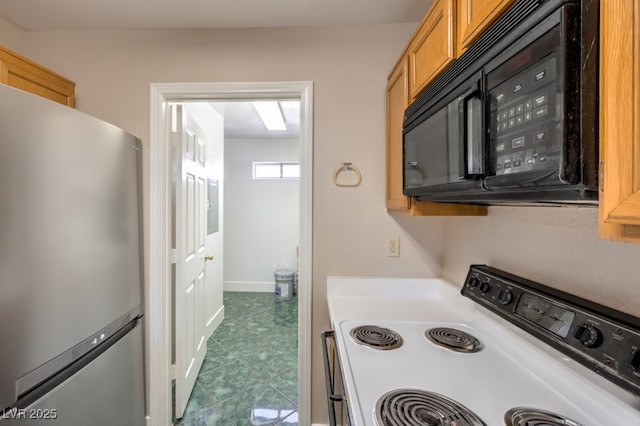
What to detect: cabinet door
<box><xmin>458</xmin><ymin>0</ymin><xmax>515</xmax><ymax>54</ymax></box>
<box><xmin>408</xmin><ymin>0</ymin><xmax>456</xmax><ymax>100</ymax></box>
<box><xmin>0</xmin><ymin>46</ymin><xmax>75</xmax><ymax>107</ymax></box>
<box><xmin>599</xmin><ymin>0</ymin><xmax>640</xmax><ymax>242</ymax></box>
<box><xmin>386</xmin><ymin>56</ymin><xmax>411</xmax><ymax>211</ymax></box>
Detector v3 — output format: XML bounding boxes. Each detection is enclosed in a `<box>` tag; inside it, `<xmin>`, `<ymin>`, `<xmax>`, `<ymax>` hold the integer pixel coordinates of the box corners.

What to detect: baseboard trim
<box><xmin>205</xmin><ymin>305</ymin><xmax>224</xmax><ymax>339</ymax></box>
<box><xmin>224</xmin><ymin>281</ymin><xmax>274</xmax><ymax>293</ymax></box>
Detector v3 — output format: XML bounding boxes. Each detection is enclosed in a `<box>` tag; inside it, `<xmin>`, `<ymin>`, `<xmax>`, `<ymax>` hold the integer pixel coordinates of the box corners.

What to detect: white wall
<box><xmin>14</xmin><ymin>23</ymin><xmax>442</xmax><ymax>424</ymax></box>
<box><xmin>443</xmin><ymin>207</ymin><xmax>640</xmax><ymax>317</ymax></box>
<box><xmin>224</xmin><ymin>137</ymin><xmax>300</xmax><ymax>291</ymax></box>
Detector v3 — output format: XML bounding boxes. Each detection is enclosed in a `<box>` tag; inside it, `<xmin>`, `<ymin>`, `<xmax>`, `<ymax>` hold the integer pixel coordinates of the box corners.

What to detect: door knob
<box><xmin>203</xmin><ymin>254</ymin><xmax>214</xmax><ymax>261</ymax></box>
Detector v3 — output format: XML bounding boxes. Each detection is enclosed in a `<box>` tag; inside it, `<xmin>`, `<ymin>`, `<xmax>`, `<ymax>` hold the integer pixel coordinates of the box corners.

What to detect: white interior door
<box><xmin>204</xmin><ymin>177</ymin><xmax>224</xmax><ymax>336</ymax></box>
<box><xmin>173</xmin><ymin>104</ymin><xmax>209</xmax><ymax>419</ymax></box>
<box><xmin>192</xmin><ymin>104</ymin><xmax>225</xmax><ymax>339</ymax></box>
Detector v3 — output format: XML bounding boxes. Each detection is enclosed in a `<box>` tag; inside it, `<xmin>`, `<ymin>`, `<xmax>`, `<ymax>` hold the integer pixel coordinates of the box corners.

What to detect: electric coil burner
<box><xmin>425</xmin><ymin>327</ymin><xmax>482</xmax><ymax>353</ymax></box>
<box><xmin>376</xmin><ymin>389</ymin><xmax>485</xmax><ymax>426</ymax></box>
<box><xmin>504</xmin><ymin>408</ymin><xmax>582</xmax><ymax>426</ymax></box>
<box><xmin>349</xmin><ymin>325</ymin><xmax>403</xmax><ymax>350</ymax></box>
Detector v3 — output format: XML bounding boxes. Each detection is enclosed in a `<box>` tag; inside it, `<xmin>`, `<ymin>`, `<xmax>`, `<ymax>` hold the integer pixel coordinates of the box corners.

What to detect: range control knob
<box><xmin>468</xmin><ymin>277</ymin><xmax>480</xmax><ymax>288</ymax></box>
<box><xmin>574</xmin><ymin>324</ymin><xmax>603</xmax><ymax>348</ymax></box>
<box><xmin>479</xmin><ymin>281</ymin><xmax>492</xmax><ymax>294</ymax></box>
<box><xmin>497</xmin><ymin>289</ymin><xmax>513</xmax><ymax>305</ymax></box>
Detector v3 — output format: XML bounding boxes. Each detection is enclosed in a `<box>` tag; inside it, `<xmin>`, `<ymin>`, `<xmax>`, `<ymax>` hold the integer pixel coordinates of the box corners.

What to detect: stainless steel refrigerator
<box><xmin>0</xmin><ymin>85</ymin><xmax>145</xmax><ymax>425</ymax></box>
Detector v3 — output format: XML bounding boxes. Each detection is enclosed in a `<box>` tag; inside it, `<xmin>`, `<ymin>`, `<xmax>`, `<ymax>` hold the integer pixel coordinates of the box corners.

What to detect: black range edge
<box><xmin>461</xmin><ymin>264</ymin><xmax>640</xmax><ymax>398</ymax></box>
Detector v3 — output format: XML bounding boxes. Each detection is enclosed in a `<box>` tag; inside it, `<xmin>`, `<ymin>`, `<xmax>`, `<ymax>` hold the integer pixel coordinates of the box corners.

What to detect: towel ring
<box><xmin>332</xmin><ymin>162</ymin><xmax>362</xmax><ymax>187</ymax></box>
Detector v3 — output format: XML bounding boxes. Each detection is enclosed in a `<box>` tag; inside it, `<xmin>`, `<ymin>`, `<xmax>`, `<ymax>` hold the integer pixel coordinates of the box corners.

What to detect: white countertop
<box><xmin>326</xmin><ymin>276</ymin><xmax>476</xmax><ymax>324</ymax></box>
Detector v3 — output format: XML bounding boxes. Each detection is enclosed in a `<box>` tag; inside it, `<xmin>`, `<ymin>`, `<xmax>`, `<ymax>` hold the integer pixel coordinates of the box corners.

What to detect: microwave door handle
<box><xmin>459</xmin><ymin>90</ymin><xmax>484</xmax><ymax>179</ymax></box>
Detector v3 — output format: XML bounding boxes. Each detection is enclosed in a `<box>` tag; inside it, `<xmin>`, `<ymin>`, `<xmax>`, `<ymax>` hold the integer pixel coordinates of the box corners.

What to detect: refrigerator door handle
<box><xmin>8</xmin><ymin>318</ymin><xmax>140</xmax><ymax>413</ymax></box>
<box><xmin>14</xmin><ymin>307</ymin><xmax>141</xmax><ymax>403</ymax></box>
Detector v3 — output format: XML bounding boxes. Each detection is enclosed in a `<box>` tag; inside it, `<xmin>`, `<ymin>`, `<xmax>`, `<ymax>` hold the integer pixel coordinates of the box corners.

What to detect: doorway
<box><xmin>148</xmin><ymin>82</ymin><xmax>313</xmax><ymax>426</ymax></box>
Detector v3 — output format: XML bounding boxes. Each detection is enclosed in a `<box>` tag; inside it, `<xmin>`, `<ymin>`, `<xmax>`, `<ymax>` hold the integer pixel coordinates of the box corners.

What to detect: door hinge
<box><xmin>171</xmin><ymin>103</ymin><xmax>178</xmax><ymax>133</ymax></box>
<box><xmin>171</xmin><ymin>364</ymin><xmax>177</xmax><ymax>380</ymax></box>
<box><xmin>171</xmin><ymin>248</ymin><xmax>177</xmax><ymax>264</ymax></box>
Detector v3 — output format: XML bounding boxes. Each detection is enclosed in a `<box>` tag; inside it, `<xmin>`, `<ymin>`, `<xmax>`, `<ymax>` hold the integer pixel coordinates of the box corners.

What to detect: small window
<box><xmin>253</xmin><ymin>162</ymin><xmax>300</xmax><ymax>180</ymax></box>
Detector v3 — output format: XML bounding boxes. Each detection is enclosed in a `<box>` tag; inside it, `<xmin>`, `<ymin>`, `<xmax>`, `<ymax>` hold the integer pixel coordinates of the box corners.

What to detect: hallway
<box><xmin>176</xmin><ymin>292</ymin><xmax>298</xmax><ymax>425</ymax></box>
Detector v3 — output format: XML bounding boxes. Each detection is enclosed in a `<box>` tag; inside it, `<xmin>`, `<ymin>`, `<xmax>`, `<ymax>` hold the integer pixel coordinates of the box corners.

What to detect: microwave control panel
<box><xmin>488</xmin><ymin>53</ymin><xmax>561</xmax><ymax>176</ymax></box>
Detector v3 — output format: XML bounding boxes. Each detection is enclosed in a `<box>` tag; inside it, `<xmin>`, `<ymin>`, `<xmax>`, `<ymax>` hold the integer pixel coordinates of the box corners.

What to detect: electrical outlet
<box><xmin>386</xmin><ymin>236</ymin><xmax>400</xmax><ymax>257</ymax></box>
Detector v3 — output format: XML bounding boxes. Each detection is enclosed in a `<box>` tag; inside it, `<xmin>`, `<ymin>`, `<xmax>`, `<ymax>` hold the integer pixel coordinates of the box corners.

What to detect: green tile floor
<box><xmin>176</xmin><ymin>292</ymin><xmax>298</xmax><ymax>426</ymax></box>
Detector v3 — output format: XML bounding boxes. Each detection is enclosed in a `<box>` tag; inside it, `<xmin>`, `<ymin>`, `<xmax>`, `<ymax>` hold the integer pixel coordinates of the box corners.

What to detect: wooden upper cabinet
<box><xmin>408</xmin><ymin>0</ymin><xmax>456</xmax><ymax>101</ymax></box>
<box><xmin>0</xmin><ymin>45</ymin><xmax>75</xmax><ymax>107</ymax></box>
<box><xmin>457</xmin><ymin>0</ymin><xmax>515</xmax><ymax>54</ymax></box>
<box><xmin>598</xmin><ymin>0</ymin><xmax>640</xmax><ymax>242</ymax></box>
<box><xmin>387</xmin><ymin>55</ymin><xmax>412</xmax><ymax>212</ymax></box>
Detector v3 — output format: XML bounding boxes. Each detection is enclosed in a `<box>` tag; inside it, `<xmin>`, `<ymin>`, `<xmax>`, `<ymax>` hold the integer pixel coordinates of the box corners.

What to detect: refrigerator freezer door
<box><xmin>1</xmin><ymin>321</ymin><xmax>145</xmax><ymax>425</ymax></box>
<box><xmin>0</xmin><ymin>85</ymin><xmax>143</xmax><ymax>409</ymax></box>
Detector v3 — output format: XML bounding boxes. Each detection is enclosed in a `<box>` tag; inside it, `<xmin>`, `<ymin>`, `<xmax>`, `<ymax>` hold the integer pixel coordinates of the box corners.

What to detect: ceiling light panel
<box><xmin>251</xmin><ymin>101</ymin><xmax>287</xmax><ymax>131</ymax></box>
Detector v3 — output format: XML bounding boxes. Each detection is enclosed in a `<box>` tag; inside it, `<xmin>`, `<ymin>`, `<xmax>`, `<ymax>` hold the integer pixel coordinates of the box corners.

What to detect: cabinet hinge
<box><xmin>599</xmin><ymin>161</ymin><xmax>605</xmax><ymax>192</ymax></box>
<box><xmin>171</xmin><ymin>248</ymin><xmax>177</xmax><ymax>264</ymax></box>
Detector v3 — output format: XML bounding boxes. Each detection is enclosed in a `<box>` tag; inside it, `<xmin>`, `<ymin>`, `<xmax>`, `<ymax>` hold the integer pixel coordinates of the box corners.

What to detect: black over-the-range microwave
<box><xmin>402</xmin><ymin>0</ymin><xmax>599</xmax><ymax>205</ymax></box>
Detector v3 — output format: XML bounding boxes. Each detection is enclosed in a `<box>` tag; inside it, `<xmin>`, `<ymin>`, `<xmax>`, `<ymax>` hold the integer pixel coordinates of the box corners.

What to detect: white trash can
<box><xmin>274</xmin><ymin>269</ymin><xmax>295</xmax><ymax>300</ymax></box>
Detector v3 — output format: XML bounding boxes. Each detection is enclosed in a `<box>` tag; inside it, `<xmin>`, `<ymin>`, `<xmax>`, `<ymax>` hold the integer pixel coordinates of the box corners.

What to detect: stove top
<box><xmin>326</xmin><ymin>267</ymin><xmax>640</xmax><ymax>426</ymax></box>
<box><xmin>336</xmin><ymin>318</ymin><xmax>631</xmax><ymax>425</ymax></box>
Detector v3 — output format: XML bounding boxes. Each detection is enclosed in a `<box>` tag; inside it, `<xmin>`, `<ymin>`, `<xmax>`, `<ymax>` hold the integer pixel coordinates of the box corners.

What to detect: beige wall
<box><xmin>443</xmin><ymin>207</ymin><xmax>640</xmax><ymax>317</ymax></box>
<box><xmin>13</xmin><ymin>24</ymin><xmax>447</xmax><ymax>424</ymax></box>
<box><xmin>0</xmin><ymin>16</ymin><xmax>25</xmax><ymax>53</ymax></box>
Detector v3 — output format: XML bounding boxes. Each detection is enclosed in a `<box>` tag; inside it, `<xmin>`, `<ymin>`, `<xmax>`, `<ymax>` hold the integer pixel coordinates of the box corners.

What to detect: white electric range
<box><xmin>325</xmin><ymin>266</ymin><xmax>640</xmax><ymax>426</ymax></box>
